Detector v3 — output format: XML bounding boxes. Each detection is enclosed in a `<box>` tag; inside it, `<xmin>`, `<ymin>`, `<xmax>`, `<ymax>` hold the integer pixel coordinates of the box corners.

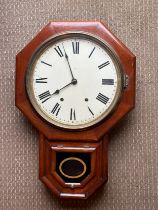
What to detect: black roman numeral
<box><xmin>102</xmin><ymin>79</ymin><xmax>114</xmax><ymax>85</ymax></box>
<box><xmin>54</xmin><ymin>46</ymin><xmax>63</xmax><ymax>57</ymax></box>
<box><xmin>38</xmin><ymin>91</ymin><xmax>51</xmax><ymax>103</ymax></box>
<box><xmin>36</xmin><ymin>78</ymin><xmax>48</xmax><ymax>83</ymax></box>
<box><xmin>72</xmin><ymin>42</ymin><xmax>79</xmax><ymax>54</ymax></box>
<box><xmin>88</xmin><ymin>106</ymin><xmax>94</xmax><ymax>116</ymax></box>
<box><xmin>51</xmin><ymin>103</ymin><xmax>61</xmax><ymax>116</ymax></box>
<box><xmin>98</xmin><ymin>61</ymin><xmax>110</xmax><ymax>69</ymax></box>
<box><xmin>96</xmin><ymin>93</ymin><xmax>109</xmax><ymax>105</ymax></box>
<box><xmin>88</xmin><ymin>47</ymin><xmax>95</xmax><ymax>58</ymax></box>
<box><xmin>41</xmin><ymin>61</ymin><xmax>52</xmax><ymax>67</ymax></box>
<box><xmin>70</xmin><ymin>108</ymin><xmax>76</xmax><ymax>120</ymax></box>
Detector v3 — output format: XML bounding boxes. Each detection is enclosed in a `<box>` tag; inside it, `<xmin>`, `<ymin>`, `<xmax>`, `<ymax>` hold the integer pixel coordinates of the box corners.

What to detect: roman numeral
<box><xmin>96</xmin><ymin>93</ymin><xmax>109</xmax><ymax>105</ymax></box>
<box><xmin>41</xmin><ymin>61</ymin><xmax>52</xmax><ymax>67</ymax></box>
<box><xmin>51</xmin><ymin>103</ymin><xmax>61</xmax><ymax>116</ymax></box>
<box><xmin>102</xmin><ymin>79</ymin><xmax>114</xmax><ymax>85</ymax></box>
<box><xmin>70</xmin><ymin>108</ymin><xmax>76</xmax><ymax>120</ymax></box>
<box><xmin>98</xmin><ymin>61</ymin><xmax>110</xmax><ymax>69</ymax></box>
<box><xmin>38</xmin><ymin>91</ymin><xmax>51</xmax><ymax>103</ymax></box>
<box><xmin>72</xmin><ymin>42</ymin><xmax>79</xmax><ymax>54</ymax></box>
<box><xmin>88</xmin><ymin>47</ymin><xmax>95</xmax><ymax>58</ymax></box>
<box><xmin>54</xmin><ymin>46</ymin><xmax>63</xmax><ymax>57</ymax></box>
<box><xmin>88</xmin><ymin>106</ymin><xmax>94</xmax><ymax>116</ymax></box>
<box><xmin>36</xmin><ymin>78</ymin><xmax>48</xmax><ymax>83</ymax></box>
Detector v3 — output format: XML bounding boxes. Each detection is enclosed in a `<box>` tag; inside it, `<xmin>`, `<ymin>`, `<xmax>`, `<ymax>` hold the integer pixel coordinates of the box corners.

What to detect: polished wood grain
<box><xmin>39</xmin><ymin>133</ymin><xmax>108</xmax><ymax>199</ymax></box>
<box><xmin>16</xmin><ymin>21</ymin><xmax>136</xmax><ymax>141</ymax></box>
<box><xmin>15</xmin><ymin>21</ymin><xmax>136</xmax><ymax>199</ymax></box>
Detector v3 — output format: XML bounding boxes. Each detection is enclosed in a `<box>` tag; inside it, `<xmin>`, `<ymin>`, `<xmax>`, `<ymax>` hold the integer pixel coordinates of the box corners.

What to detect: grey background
<box><xmin>0</xmin><ymin>0</ymin><xmax>158</xmax><ymax>209</ymax></box>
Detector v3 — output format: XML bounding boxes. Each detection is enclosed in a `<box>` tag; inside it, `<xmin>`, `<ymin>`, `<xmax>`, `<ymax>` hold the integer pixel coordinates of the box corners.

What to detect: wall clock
<box><xmin>16</xmin><ymin>21</ymin><xmax>136</xmax><ymax>199</ymax></box>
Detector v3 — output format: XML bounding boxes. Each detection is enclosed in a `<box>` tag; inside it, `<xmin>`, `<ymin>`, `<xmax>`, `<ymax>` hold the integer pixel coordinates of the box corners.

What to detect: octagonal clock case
<box><xmin>15</xmin><ymin>21</ymin><xmax>136</xmax><ymax>199</ymax></box>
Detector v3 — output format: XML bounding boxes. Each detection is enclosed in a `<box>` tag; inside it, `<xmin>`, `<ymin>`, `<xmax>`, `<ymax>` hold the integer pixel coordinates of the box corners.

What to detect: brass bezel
<box><xmin>59</xmin><ymin>157</ymin><xmax>87</xmax><ymax>179</ymax></box>
<box><xmin>26</xmin><ymin>32</ymin><xmax>123</xmax><ymax>130</ymax></box>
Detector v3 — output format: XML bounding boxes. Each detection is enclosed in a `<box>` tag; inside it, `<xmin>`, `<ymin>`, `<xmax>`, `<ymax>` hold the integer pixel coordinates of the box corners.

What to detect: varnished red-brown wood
<box><xmin>39</xmin><ymin>133</ymin><xmax>108</xmax><ymax>199</ymax></box>
<box><xmin>15</xmin><ymin>21</ymin><xmax>136</xmax><ymax>199</ymax></box>
<box><xmin>16</xmin><ymin>21</ymin><xmax>136</xmax><ymax>141</ymax></box>
<box><xmin>50</xmin><ymin>145</ymin><xmax>96</xmax><ymax>188</ymax></box>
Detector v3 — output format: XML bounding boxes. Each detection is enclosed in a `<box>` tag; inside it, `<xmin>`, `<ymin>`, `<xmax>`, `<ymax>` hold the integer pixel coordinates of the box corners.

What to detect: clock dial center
<box><xmin>71</xmin><ymin>78</ymin><xmax>77</xmax><ymax>85</ymax></box>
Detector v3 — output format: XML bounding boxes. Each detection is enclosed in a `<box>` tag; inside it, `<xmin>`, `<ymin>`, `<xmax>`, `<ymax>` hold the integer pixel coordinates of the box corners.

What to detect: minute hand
<box><xmin>62</xmin><ymin>45</ymin><xmax>76</xmax><ymax>81</ymax></box>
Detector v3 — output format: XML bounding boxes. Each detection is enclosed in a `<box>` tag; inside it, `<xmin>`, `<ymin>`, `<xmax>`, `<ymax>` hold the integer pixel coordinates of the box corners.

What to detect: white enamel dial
<box><xmin>26</xmin><ymin>33</ymin><xmax>122</xmax><ymax>129</ymax></box>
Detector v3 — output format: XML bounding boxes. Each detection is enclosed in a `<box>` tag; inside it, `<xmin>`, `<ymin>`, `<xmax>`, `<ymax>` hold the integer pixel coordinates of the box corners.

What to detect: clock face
<box><xmin>26</xmin><ymin>33</ymin><xmax>122</xmax><ymax>129</ymax></box>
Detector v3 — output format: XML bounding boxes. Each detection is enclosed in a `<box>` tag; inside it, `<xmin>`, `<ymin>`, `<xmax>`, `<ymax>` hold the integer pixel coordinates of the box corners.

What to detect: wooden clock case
<box><xmin>15</xmin><ymin>21</ymin><xmax>136</xmax><ymax>199</ymax></box>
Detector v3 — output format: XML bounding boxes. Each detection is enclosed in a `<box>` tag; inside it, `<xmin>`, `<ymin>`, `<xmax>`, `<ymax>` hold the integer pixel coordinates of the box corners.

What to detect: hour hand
<box><xmin>51</xmin><ymin>80</ymin><xmax>77</xmax><ymax>96</ymax></box>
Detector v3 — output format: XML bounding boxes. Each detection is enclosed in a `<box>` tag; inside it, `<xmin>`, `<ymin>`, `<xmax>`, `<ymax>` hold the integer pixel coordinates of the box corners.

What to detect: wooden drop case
<box><xmin>15</xmin><ymin>21</ymin><xmax>136</xmax><ymax>199</ymax></box>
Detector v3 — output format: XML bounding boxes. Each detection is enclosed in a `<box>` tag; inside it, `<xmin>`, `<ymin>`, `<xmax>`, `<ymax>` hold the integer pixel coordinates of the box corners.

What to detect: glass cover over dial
<box><xmin>26</xmin><ymin>33</ymin><xmax>122</xmax><ymax>129</ymax></box>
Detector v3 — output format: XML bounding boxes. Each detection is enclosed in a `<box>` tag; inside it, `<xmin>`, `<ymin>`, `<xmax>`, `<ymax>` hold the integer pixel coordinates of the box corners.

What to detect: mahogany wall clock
<box><xmin>15</xmin><ymin>21</ymin><xmax>136</xmax><ymax>199</ymax></box>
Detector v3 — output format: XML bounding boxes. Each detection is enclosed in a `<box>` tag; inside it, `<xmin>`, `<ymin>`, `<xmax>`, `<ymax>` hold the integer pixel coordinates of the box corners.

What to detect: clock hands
<box><xmin>62</xmin><ymin>44</ymin><xmax>77</xmax><ymax>83</ymax></box>
<box><xmin>39</xmin><ymin>80</ymin><xmax>77</xmax><ymax>103</ymax></box>
<box><xmin>51</xmin><ymin>79</ymin><xmax>77</xmax><ymax>96</ymax></box>
<box><xmin>43</xmin><ymin>44</ymin><xmax>78</xmax><ymax>101</ymax></box>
